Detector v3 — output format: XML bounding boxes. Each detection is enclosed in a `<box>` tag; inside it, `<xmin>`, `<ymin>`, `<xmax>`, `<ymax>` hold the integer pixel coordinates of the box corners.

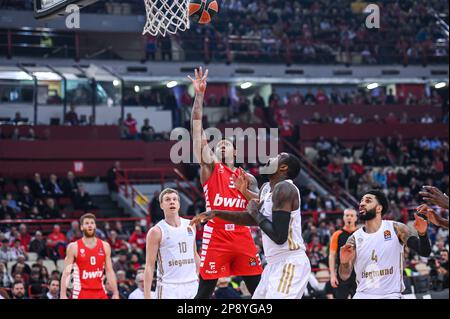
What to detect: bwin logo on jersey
<box><xmin>384</xmin><ymin>230</ymin><xmax>392</xmax><ymax>241</ymax></box>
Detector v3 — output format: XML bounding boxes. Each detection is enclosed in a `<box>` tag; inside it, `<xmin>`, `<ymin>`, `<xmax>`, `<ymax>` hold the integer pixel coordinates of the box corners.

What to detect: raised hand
<box><xmin>187</xmin><ymin>66</ymin><xmax>209</xmax><ymax>95</ymax></box>
<box><xmin>413</xmin><ymin>213</ymin><xmax>428</xmax><ymax>236</ymax></box>
<box><xmin>419</xmin><ymin>186</ymin><xmax>449</xmax><ymax>209</ymax></box>
<box><xmin>232</xmin><ymin>170</ymin><xmax>249</xmax><ymax>194</ymax></box>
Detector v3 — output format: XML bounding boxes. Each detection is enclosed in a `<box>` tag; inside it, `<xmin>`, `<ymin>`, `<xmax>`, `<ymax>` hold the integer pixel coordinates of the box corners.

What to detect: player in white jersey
<box><xmin>191</xmin><ymin>152</ymin><xmax>311</xmax><ymax>299</ymax></box>
<box><xmin>144</xmin><ymin>188</ymin><xmax>200</xmax><ymax>299</ymax></box>
<box><xmin>339</xmin><ymin>190</ymin><xmax>432</xmax><ymax>299</ymax></box>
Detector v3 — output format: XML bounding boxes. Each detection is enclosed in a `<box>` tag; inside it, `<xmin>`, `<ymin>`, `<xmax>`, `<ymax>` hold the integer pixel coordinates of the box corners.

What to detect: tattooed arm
<box><xmin>190</xmin><ymin>200</ymin><xmax>260</xmax><ymax>226</ymax></box>
<box><xmin>393</xmin><ymin>215</ymin><xmax>431</xmax><ymax>257</ymax></box>
<box><xmin>338</xmin><ymin>235</ymin><xmax>356</xmax><ymax>282</ymax></box>
<box><xmin>188</xmin><ymin>67</ymin><xmax>218</xmax><ymax>184</ymax></box>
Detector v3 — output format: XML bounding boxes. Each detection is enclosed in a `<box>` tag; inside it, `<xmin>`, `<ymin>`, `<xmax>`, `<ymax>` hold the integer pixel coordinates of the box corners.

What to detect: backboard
<box><xmin>34</xmin><ymin>0</ymin><xmax>98</xmax><ymax>19</ymax></box>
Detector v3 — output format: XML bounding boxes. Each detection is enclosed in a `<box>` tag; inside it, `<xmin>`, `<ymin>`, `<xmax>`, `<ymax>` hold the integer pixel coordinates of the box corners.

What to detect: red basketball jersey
<box><xmin>203</xmin><ymin>163</ymin><xmax>248</xmax><ymax>228</ymax></box>
<box><xmin>73</xmin><ymin>238</ymin><xmax>106</xmax><ymax>293</ymax></box>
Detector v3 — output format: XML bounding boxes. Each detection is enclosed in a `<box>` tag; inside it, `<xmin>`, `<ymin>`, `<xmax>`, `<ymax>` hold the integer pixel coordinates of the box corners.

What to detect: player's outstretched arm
<box><xmin>338</xmin><ymin>235</ymin><xmax>356</xmax><ymax>282</ymax></box>
<box><xmin>188</xmin><ymin>67</ymin><xmax>218</xmax><ymax>183</ymax></box>
<box><xmin>248</xmin><ymin>181</ymin><xmax>298</xmax><ymax>245</ymax></box>
<box><xmin>328</xmin><ymin>231</ymin><xmax>340</xmax><ymax>288</ymax></box>
<box><xmin>60</xmin><ymin>242</ymin><xmax>76</xmax><ymax>299</ymax></box>
<box><xmin>104</xmin><ymin>241</ymin><xmax>119</xmax><ymax>299</ymax></box>
<box><xmin>393</xmin><ymin>217</ymin><xmax>431</xmax><ymax>257</ymax></box>
<box><xmin>144</xmin><ymin>226</ymin><xmax>161</xmax><ymax>299</ymax></box>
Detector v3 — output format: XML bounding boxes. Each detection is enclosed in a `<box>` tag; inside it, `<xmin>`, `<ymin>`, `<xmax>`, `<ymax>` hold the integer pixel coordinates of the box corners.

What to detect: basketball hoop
<box><xmin>143</xmin><ymin>0</ymin><xmax>190</xmax><ymax>37</ymax></box>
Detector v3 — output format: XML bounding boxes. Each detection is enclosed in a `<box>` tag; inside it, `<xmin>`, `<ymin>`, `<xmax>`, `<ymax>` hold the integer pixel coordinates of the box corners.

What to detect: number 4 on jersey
<box><xmin>371</xmin><ymin>250</ymin><xmax>378</xmax><ymax>263</ymax></box>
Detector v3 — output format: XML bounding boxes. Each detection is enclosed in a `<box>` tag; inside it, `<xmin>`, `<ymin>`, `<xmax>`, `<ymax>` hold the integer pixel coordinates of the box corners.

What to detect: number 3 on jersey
<box><xmin>371</xmin><ymin>250</ymin><xmax>378</xmax><ymax>263</ymax></box>
<box><xmin>90</xmin><ymin>256</ymin><xmax>96</xmax><ymax>265</ymax></box>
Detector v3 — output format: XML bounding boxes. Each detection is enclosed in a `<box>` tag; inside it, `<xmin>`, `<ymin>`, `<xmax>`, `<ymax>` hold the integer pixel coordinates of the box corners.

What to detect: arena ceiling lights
<box><xmin>166</xmin><ymin>81</ymin><xmax>178</xmax><ymax>88</ymax></box>
<box><xmin>366</xmin><ymin>82</ymin><xmax>379</xmax><ymax>90</ymax></box>
<box><xmin>240</xmin><ymin>82</ymin><xmax>253</xmax><ymax>89</ymax></box>
<box><xmin>435</xmin><ymin>82</ymin><xmax>447</xmax><ymax>89</ymax></box>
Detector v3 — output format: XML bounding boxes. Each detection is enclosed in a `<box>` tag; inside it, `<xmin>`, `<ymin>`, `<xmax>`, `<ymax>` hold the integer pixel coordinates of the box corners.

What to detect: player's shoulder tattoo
<box><xmin>393</xmin><ymin>221</ymin><xmax>412</xmax><ymax>245</ymax></box>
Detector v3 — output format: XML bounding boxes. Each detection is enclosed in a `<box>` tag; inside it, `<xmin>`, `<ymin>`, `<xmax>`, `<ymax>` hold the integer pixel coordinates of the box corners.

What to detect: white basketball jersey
<box><xmin>259</xmin><ymin>180</ymin><xmax>307</xmax><ymax>264</ymax></box>
<box><xmin>155</xmin><ymin>218</ymin><xmax>198</xmax><ymax>284</ymax></box>
<box><xmin>353</xmin><ymin>220</ymin><xmax>405</xmax><ymax>296</ymax></box>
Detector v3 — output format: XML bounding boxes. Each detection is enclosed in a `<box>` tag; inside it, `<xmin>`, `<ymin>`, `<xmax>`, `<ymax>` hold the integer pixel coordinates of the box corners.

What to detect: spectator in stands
<box><xmin>0</xmin><ymin>262</ymin><xmax>12</xmax><ymax>288</ymax></box>
<box><xmin>0</xmin><ymin>197</ymin><xmax>16</xmax><ymax>220</ymax></box>
<box><xmin>385</xmin><ymin>112</ymin><xmax>399</xmax><ymax>124</ymax></box>
<box><xmin>140</xmin><ymin>118</ymin><xmax>156</xmax><ymax>142</ymax></box>
<box><xmin>128</xmin><ymin>272</ymin><xmax>144</xmax><ymax>299</ymax></box>
<box><xmin>42</xmin><ymin>279</ymin><xmax>60</xmax><ymax>299</ymax></box>
<box><xmin>46</xmin><ymin>174</ymin><xmax>64</xmax><ymax>198</ymax></box>
<box><xmin>28</xmin><ymin>269</ymin><xmax>45</xmax><ymax>298</ymax></box>
<box><xmin>421</xmin><ymin>113</ymin><xmax>434</xmax><ymax>124</ymax></box>
<box><xmin>42</xmin><ymin>198</ymin><xmax>63</xmax><ymax>219</ymax></box>
<box><xmin>30</xmin><ymin>173</ymin><xmax>47</xmax><ymax>198</ymax></box>
<box><xmin>62</xmin><ymin>171</ymin><xmax>79</xmax><ymax>198</ymax></box>
<box><xmin>18</xmin><ymin>224</ymin><xmax>31</xmax><ymax>251</ymax></box>
<box><xmin>17</xmin><ymin>185</ymin><xmax>35</xmax><ymax>213</ymax></box>
<box><xmin>107</xmin><ymin>161</ymin><xmax>121</xmax><ymax>193</ymax></box>
<box><xmin>64</xmin><ymin>104</ymin><xmax>79</xmax><ymax>125</ymax></box>
<box><xmin>123</xmin><ymin>113</ymin><xmax>139</xmax><ymax>140</ymax></box>
<box><xmin>11</xmin><ymin>281</ymin><xmax>26</xmax><ymax>299</ymax></box>
<box><xmin>237</xmin><ymin>95</ymin><xmax>251</xmax><ymax>123</ymax></box>
<box><xmin>316</xmin><ymin>89</ymin><xmax>329</xmax><ymax>105</ymax></box>
<box><xmin>180</xmin><ymin>90</ymin><xmax>193</xmax><ymax>108</ymax></box>
<box><xmin>113</xmin><ymin>250</ymin><xmax>130</xmax><ymax>273</ymax></box>
<box><xmin>10</xmin><ymin>240</ymin><xmax>27</xmax><ymax>261</ymax></box>
<box><xmin>5</xmin><ymin>193</ymin><xmax>20</xmax><ymax>213</ymax></box>
<box><xmin>73</xmin><ymin>184</ymin><xmax>96</xmax><ymax>211</ymax></box>
<box><xmin>10</xmin><ymin>128</ymin><xmax>20</xmax><ymax>140</ymax></box>
<box><xmin>304</xmin><ymin>89</ymin><xmax>316</xmax><ymax>106</ymax></box>
<box><xmin>334</xmin><ymin>114</ymin><xmax>347</xmax><ymax>124</ymax></box>
<box><xmin>145</xmin><ymin>35</ymin><xmax>157</xmax><ymax>61</ymax></box>
<box><xmin>11</xmin><ymin>255</ymin><xmax>30</xmax><ymax>275</ymax></box>
<box><xmin>107</xmin><ymin>230</ymin><xmax>127</xmax><ymax>256</ymax></box>
<box><xmin>29</xmin><ymin>231</ymin><xmax>47</xmax><ymax>259</ymax></box>
<box><xmin>0</xmin><ymin>239</ymin><xmax>13</xmax><ymax>263</ymax></box>
<box><xmin>46</xmin><ymin>225</ymin><xmax>68</xmax><ymax>261</ymax></box>
<box><xmin>385</xmin><ymin>89</ymin><xmax>396</xmax><ymax>105</ymax></box>
<box><xmin>405</xmin><ymin>92</ymin><xmax>418</xmax><ymax>105</ymax></box>
<box><xmin>66</xmin><ymin>221</ymin><xmax>80</xmax><ymax>242</ymax></box>
<box><xmin>128</xmin><ymin>226</ymin><xmax>146</xmax><ymax>254</ymax></box>
<box><xmin>114</xmin><ymin>220</ymin><xmax>130</xmax><ymax>240</ymax></box>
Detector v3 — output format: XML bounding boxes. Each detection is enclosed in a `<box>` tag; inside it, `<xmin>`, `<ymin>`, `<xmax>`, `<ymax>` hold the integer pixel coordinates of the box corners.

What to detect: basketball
<box><xmin>189</xmin><ymin>0</ymin><xmax>218</xmax><ymax>24</ymax></box>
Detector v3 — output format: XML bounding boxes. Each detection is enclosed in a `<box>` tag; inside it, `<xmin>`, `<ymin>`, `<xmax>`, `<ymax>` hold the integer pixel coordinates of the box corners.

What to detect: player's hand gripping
<box><xmin>190</xmin><ymin>211</ymin><xmax>216</xmax><ymax>226</ymax></box>
<box><xmin>187</xmin><ymin>67</ymin><xmax>209</xmax><ymax>95</ymax></box>
<box><xmin>419</xmin><ymin>186</ymin><xmax>449</xmax><ymax>209</ymax></box>
<box><xmin>413</xmin><ymin>213</ymin><xmax>428</xmax><ymax>236</ymax></box>
<box><xmin>232</xmin><ymin>170</ymin><xmax>250</xmax><ymax>195</ymax></box>
<box><xmin>416</xmin><ymin>204</ymin><xmax>441</xmax><ymax>228</ymax></box>
<box><xmin>339</xmin><ymin>244</ymin><xmax>355</xmax><ymax>265</ymax></box>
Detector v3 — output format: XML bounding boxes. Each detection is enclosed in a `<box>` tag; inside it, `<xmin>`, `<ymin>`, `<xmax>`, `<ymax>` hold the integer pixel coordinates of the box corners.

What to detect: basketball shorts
<box><xmin>199</xmin><ymin>222</ymin><xmax>263</xmax><ymax>280</ymax></box>
<box><xmin>252</xmin><ymin>253</ymin><xmax>311</xmax><ymax>299</ymax></box>
<box><xmin>155</xmin><ymin>280</ymin><xmax>198</xmax><ymax>299</ymax></box>
<box><xmin>72</xmin><ymin>289</ymin><xmax>108</xmax><ymax>299</ymax></box>
<box><xmin>353</xmin><ymin>292</ymin><xmax>403</xmax><ymax>299</ymax></box>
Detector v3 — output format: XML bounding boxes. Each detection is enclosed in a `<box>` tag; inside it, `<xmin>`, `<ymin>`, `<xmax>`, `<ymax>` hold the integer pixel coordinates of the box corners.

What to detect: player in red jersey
<box><xmin>188</xmin><ymin>67</ymin><xmax>263</xmax><ymax>299</ymax></box>
<box><xmin>60</xmin><ymin>213</ymin><xmax>119</xmax><ymax>299</ymax></box>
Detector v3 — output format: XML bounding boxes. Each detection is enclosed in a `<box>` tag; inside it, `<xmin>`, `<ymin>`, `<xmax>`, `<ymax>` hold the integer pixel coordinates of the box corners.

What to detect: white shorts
<box><xmin>155</xmin><ymin>280</ymin><xmax>198</xmax><ymax>299</ymax></box>
<box><xmin>353</xmin><ymin>292</ymin><xmax>403</xmax><ymax>299</ymax></box>
<box><xmin>252</xmin><ymin>254</ymin><xmax>311</xmax><ymax>299</ymax></box>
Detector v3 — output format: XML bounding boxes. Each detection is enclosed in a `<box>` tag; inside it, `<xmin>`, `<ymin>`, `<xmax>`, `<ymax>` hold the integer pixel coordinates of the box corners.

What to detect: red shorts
<box><xmin>199</xmin><ymin>221</ymin><xmax>263</xmax><ymax>280</ymax></box>
<box><xmin>72</xmin><ymin>289</ymin><xmax>108</xmax><ymax>299</ymax></box>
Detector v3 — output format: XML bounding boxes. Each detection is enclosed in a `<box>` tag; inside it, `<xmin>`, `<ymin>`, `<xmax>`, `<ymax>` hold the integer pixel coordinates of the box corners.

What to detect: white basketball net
<box><xmin>143</xmin><ymin>0</ymin><xmax>190</xmax><ymax>37</ymax></box>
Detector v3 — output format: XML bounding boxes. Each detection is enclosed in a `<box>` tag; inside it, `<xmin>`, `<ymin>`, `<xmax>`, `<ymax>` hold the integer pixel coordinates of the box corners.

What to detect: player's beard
<box><xmin>83</xmin><ymin>228</ymin><xmax>96</xmax><ymax>238</ymax></box>
<box><xmin>359</xmin><ymin>208</ymin><xmax>377</xmax><ymax>221</ymax></box>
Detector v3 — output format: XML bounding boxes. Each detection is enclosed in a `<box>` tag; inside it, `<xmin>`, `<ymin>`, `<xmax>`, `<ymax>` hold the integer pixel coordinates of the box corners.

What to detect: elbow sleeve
<box><xmin>407</xmin><ymin>233</ymin><xmax>432</xmax><ymax>257</ymax></box>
